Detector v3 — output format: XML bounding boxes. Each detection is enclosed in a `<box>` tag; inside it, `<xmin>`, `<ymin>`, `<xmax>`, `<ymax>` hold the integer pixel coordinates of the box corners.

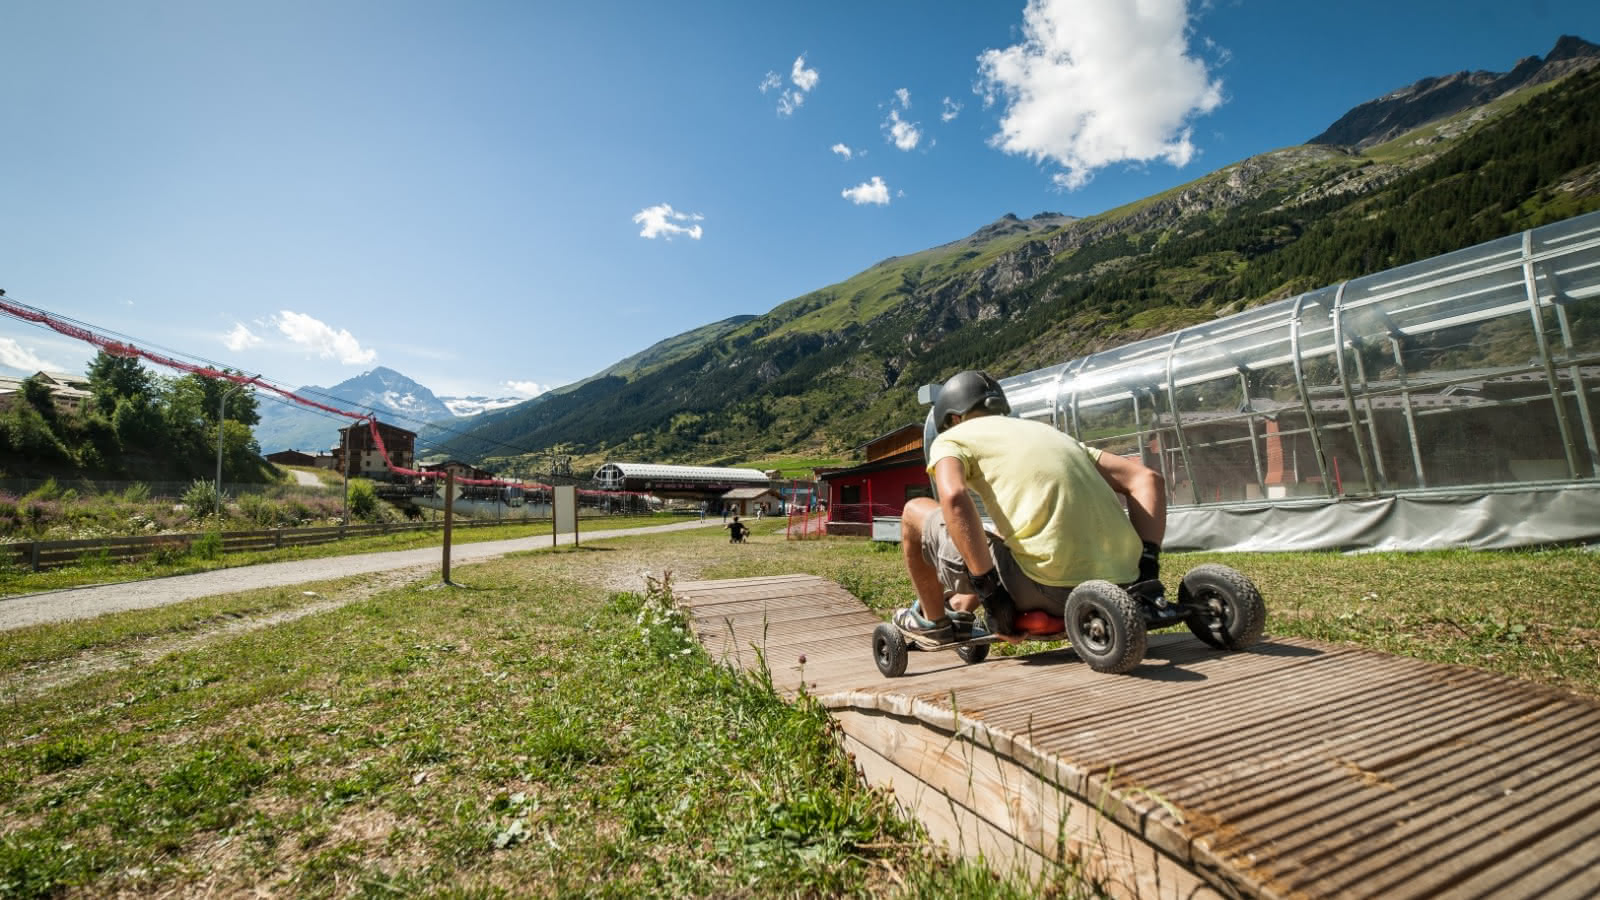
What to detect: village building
<box><xmin>719</xmin><ymin>486</ymin><xmax>782</xmax><ymax>518</ymax></box>
<box><xmin>265</xmin><ymin>449</ymin><xmax>317</xmax><ymax>467</ymax></box>
<box><xmin>418</xmin><ymin>459</ymin><xmax>494</xmax><ymax>482</ymax></box>
<box><xmin>0</xmin><ymin>370</ymin><xmax>94</xmax><ymax>416</ymax></box>
<box><xmin>334</xmin><ymin>421</ymin><xmax>416</xmax><ymax>482</ymax></box>
<box><xmin>815</xmin><ymin>423</ymin><xmax>930</xmax><ymax>537</ymax></box>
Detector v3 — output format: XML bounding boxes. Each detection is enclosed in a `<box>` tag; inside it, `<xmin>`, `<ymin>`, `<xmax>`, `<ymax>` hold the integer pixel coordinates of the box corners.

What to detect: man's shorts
<box><xmin>919</xmin><ymin>507</ymin><xmax>1073</xmax><ymax>616</ymax></box>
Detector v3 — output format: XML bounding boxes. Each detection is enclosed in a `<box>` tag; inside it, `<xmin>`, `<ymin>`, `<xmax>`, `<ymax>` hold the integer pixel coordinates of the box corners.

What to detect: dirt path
<box><xmin>286</xmin><ymin>468</ymin><xmax>325</xmax><ymax>488</ymax></box>
<box><xmin>0</xmin><ymin>519</ymin><xmax>722</xmax><ymax>631</ymax></box>
<box><xmin>0</xmin><ymin>524</ymin><xmax>718</xmax><ymax>702</ymax></box>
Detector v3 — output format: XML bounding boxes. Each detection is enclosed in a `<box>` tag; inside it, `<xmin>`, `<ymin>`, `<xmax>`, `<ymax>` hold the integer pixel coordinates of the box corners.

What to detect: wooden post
<box><xmin>442</xmin><ymin>471</ymin><xmax>454</xmax><ymax>585</ymax></box>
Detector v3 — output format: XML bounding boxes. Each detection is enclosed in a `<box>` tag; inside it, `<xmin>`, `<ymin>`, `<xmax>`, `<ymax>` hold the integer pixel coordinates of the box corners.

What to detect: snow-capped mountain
<box><xmin>255</xmin><ymin>366</ymin><xmax>461</xmax><ymax>454</ymax></box>
<box><xmin>438</xmin><ymin>394</ymin><xmax>525</xmax><ymax>417</ymax></box>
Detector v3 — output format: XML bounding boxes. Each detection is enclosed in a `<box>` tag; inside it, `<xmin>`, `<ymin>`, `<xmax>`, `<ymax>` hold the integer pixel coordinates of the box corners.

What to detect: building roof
<box><xmin>721</xmin><ymin>486</ymin><xmax>778</xmax><ymax>500</ymax></box>
<box><xmin>593</xmin><ymin>462</ymin><xmax>770</xmax><ymax>488</ymax></box>
<box><xmin>817</xmin><ymin>448</ymin><xmax>926</xmax><ymax>481</ymax></box>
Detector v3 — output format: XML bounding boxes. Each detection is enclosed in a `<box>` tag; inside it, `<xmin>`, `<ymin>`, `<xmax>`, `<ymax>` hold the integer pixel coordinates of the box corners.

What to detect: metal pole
<box><xmin>215</xmin><ymin>383</ymin><xmax>243</xmax><ymax>519</ymax></box>
<box><xmin>443</xmin><ymin>470</ymin><xmax>454</xmax><ymax>584</ymax></box>
<box><xmin>341</xmin><ymin>426</ymin><xmax>350</xmax><ymax>527</ymax></box>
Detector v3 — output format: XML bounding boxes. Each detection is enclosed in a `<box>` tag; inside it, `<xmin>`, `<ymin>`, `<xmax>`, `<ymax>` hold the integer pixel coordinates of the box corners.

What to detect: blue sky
<box><xmin>2</xmin><ymin>0</ymin><xmax>1596</xmax><ymax>402</ymax></box>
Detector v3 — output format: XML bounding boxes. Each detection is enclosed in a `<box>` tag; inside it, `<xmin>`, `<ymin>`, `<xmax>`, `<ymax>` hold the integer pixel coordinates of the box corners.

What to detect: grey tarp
<box><xmin>1162</xmin><ymin>483</ymin><xmax>1600</xmax><ymax>553</ymax></box>
<box><xmin>872</xmin><ymin>484</ymin><xmax>1600</xmax><ymax>552</ymax></box>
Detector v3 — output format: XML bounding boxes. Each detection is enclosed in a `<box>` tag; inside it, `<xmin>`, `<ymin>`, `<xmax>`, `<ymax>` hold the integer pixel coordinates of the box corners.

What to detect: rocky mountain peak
<box><xmin>1310</xmin><ymin>34</ymin><xmax>1598</xmax><ymax>149</ymax></box>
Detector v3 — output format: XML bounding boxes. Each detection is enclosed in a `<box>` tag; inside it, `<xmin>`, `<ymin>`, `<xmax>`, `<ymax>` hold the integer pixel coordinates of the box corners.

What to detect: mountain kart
<box><xmin>871</xmin><ymin>563</ymin><xmax>1266</xmax><ymax>677</ymax></box>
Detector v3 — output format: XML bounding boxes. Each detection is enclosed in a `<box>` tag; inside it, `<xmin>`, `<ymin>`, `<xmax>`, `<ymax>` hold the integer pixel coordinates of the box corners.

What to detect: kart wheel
<box><xmin>1064</xmin><ymin>581</ymin><xmax>1147</xmax><ymax>674</ymax></box>
<box><xmin>956</xmin><ymin>641</ymin><xmax>990</xmax><ymax>665</ymax></box>
<box><xmin>1180</xmin><ymin>564</ymin><xmax>1266</xmax><ymax>650</ymax></box>
<box><xmin>873</xmin><ymin>622</ymin><xmax>909</xmax><ymax>678</ymax></box>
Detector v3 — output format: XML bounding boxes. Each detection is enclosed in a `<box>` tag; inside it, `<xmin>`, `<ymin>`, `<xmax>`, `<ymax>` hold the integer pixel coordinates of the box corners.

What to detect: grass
<box><xmin>683</xmin><ymin>528</ymin><xmax>1600</xmax><ymax>699</ymax></box>
<box><xmin>3</xmin><ymin>523</ymin><xmax>1597</xmax><ymax>896</ymax></box>
<box><xmin>0</xmin><ymin>514</ymin><xmax>669</xmax><ymax>597</ymax></box>
<box><xmin>734</xmin><ymin>454</ymin><xmax>848</xmax><ymax>478</ymax></box>
<box><xmin>0</xmin><ymin>537</ymin><xmax>1064</xmax><ymax>898</ymax></box>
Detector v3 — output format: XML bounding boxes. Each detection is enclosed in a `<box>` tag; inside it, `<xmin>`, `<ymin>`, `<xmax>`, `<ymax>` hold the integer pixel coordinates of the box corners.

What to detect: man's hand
<box><xmin>970</xmin><ymin>568</ymin><xmax>1018</xmax><ymax>637</ymax></box>
<box><xmin>1138</xmin><ymin>541</ymin><xmax>1161</xmax><ymax>583</ymax></box>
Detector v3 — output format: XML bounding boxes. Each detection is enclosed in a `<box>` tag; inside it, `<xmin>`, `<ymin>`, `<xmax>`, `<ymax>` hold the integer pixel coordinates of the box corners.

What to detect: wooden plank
<box><xmin>835</xmin><ymin>708</ymin><xmax>1226</xmax><ymax>900</ymax></box>
<box><xmin>677</xmin><ymin>574</ymin><xmax>1600</xmax><ymax>900</ymax></box>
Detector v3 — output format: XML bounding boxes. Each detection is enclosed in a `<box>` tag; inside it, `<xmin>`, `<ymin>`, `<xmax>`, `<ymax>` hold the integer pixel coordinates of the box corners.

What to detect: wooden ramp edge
<box><xmin>673</xmin><ymin>574</ymin><xmax>1600</xmax><ymax>900</ymax></box>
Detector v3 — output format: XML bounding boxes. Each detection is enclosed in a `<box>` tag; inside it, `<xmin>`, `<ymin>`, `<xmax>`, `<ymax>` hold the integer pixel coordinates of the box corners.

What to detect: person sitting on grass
<box><xmin>727</xmin><ymin>515</ymin><xmax>749</xmax><ymax>543</ymax></box>
<box><xmin>894</xmin><ymin>370</ymin><xmax>1167</xmax><ymax>644</ymax></box>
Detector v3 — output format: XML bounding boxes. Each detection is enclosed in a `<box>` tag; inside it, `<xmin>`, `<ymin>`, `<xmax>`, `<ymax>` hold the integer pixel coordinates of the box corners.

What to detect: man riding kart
<box><xmin>895</xmin><ymin>370</ymin><xmax>1168</xmax><ymax>645</ymax></box>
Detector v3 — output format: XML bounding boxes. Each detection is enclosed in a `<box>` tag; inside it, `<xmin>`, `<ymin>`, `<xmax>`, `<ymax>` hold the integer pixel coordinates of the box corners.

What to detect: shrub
<box><xmin>236</xmin><ymin>492</ymin><xmax>280</xmax><ymax>527</ymax></box>
<box><xmin>147</xmin><ymin>538</ymin><xmax>189</xmax><ymax>565</ymax></box>
<box><xmin>191</xmin><ymin>531</ymin><xmax>223</xmax><ymax>561</ymax></box>
<box><xmin>182</xmin><ymin>479</ymin><xmax>220</xmax><ymax>519</ymax></box>
<box><xmin>122</xmin><ymin>482</ymin><xmax>151</xmax><ymax>503</ymax></box>
<box><xmin>24</xmin><ymin>478</ymin><xmax>62</xmax><ymax>502</ymax></box>
<box><xmin>347</xmin><ymin>479</ymin><xmax>378</xmax><ymax>521</ymax></box>
<box><xmin>0</xmin><ymin>497</ymin><xmax>20</xmax><ymax>536</ymax></box>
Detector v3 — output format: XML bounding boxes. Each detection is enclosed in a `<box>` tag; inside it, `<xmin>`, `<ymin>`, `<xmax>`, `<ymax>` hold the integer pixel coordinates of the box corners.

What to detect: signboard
<box><xmin>553</xmin><ymin>485</ymin><xmax>578</xmax><ymax>546</ymax></box>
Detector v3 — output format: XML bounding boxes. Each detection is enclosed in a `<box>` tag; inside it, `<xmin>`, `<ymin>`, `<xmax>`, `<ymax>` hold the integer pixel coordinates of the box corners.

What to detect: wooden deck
<box><xmin>673</xmin><ymin>574</ymin><xmax>1600</xmax><ymax>899</ymax></box>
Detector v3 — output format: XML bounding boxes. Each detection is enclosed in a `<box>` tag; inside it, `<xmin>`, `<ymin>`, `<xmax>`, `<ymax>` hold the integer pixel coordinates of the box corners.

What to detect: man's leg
<box><xmin>900</xmin><ymin>497</ymin><xmax>951</xmax><ymax>620</ymax></box>
<box><xmin>899</xmin><ymin>498</ymin><xmax>985</xmax><ymax>623</ymax></box>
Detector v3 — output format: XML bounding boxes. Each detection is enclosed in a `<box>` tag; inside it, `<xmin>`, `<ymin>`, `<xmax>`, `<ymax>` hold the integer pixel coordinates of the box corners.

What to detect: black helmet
<box><xmin>932</xmin><ymin>370</ymin><xmax>1010</xmax><ymax>433</ymax></box>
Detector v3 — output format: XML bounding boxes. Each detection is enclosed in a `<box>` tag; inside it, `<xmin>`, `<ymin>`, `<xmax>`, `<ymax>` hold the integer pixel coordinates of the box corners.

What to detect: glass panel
<box><xmin>1295</xmin><ymin>287</ymin><xmax>1348</xmax><ymax>495</ymax></box>
<box><xmin>999</xmin><ymin>362</ymin><xmax>1070</xmax><ymax>426</ymax></box>
<box><xmin>1066</xmin><ymin>338</ymin><xmax>1179</xmax><ymax>503</ymax></box>
<box><xmin>1528</xmin><ymin>209</ymin><xmax>1600</xmax><ymax>256</ymax></box>
<box><xmin>1170</xmin><ymin>298</ymin><xmax>1299</xmax><ymax>503</ymax></box>
<box><xmin>1342</xmin><ymin>233</ymin><xmax>1524</xmax><ymax>307</ymax></box>
<box><xmin>1533</xmin><ymin>243</ymin><xmax>1600</xmax><ymax>363</ymax></box>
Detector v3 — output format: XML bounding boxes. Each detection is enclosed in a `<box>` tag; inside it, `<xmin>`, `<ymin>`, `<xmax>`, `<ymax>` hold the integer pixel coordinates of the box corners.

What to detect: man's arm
<box><xmin>932</xmin><ymin>456</ymin><xmax>995</xmax><ymax>575</ymax></box>
<box><xmin>1092</xmin><ymin>451</ymin><xmax>1167</xmax><ymax>545</ymax></box>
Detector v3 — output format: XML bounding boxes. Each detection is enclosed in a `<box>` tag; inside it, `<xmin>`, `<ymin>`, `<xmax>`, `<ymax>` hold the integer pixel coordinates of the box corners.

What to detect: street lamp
<box><xmin>216</xmin><ymin>382</ymin><xmax>246</xmax><ymax>519</ymax></box>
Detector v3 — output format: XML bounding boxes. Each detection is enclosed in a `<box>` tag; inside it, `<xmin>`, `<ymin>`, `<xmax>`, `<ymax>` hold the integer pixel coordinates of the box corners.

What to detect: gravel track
<box><xmin>0</xmin><ymin>519</ymin><xmax>722</xmax><ymax>631</ymax></box>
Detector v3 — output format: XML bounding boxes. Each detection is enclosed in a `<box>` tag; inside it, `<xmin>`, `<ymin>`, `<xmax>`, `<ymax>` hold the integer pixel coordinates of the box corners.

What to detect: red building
<box><xmin>817</xmin><ymin>423</ymin><xmax>931</xmax><ymax>537</ymax></box>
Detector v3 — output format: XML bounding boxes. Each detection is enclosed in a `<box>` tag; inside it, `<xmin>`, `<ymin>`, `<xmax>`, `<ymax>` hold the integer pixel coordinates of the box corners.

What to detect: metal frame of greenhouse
<box><xmin>921</xmin><ymin>210</ymin><xmax>1600</xmax><ymax>552</ymax></box>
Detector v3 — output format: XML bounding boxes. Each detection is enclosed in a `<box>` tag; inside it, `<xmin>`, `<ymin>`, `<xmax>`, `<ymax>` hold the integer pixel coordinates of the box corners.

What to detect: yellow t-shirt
<box><xmin>926</xmin><ymin>415</ymin><xmax>1142</xmax><ymax>586</ymax></box>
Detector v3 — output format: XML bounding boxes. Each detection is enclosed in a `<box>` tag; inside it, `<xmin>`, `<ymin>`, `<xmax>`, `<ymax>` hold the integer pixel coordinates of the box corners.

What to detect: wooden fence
<box><xmin>1</xmin><ymin>517</ymin><xmax>539</xmax><ymax>572</ymax></box>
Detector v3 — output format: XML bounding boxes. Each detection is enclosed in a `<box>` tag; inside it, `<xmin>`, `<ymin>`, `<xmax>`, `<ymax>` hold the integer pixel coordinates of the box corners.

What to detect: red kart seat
<box><xmin>1016</xmin><ymin>609</ymin><xmax>1065</xmax><ymax>635</ymax></box>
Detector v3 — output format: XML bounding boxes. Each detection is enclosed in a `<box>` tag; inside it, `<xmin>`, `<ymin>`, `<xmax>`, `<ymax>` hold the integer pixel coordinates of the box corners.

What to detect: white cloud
<box><xmin>0</xmin><ymin>337</ymin><xmax>58</xmax><ymax>373</ymax></box>
<box><xmin>894</xmin><ymin>87</ymin><xmax>911</xmax><ymax>108</ymax></box>
<box><xmin>831</xmin><ymin>143</ymin><xmax>853</xmax><ymax>160</ymax></box>
<box><xmin>884</xmin><ymin>109</ymin><xmax>922</xmax><ymax>151</ymax></box>
<box><xmin>767</xmin><ymin>53</ymin><xmax>819</xmax><ymax>117</ymax></box>
<box><xmin>941</xmin><ymin>96</ymin><xmax>962</xmax><ymax>122</ymax></box>
<box><xmin>632</xmin><ymin>203</ymin><xmax>704</xmax><ymax>240</ymax></box>
<box><xmin>841</xmin><ymin>176</ymin><xmax>890</xmax><ymax>206</ymax></box>
<box><xmin>791</xmin><ymin>55</ymin><xmax>819</xmax><ymax>92</ymax></box>
<box><xmin>504</xmin><ymin>380</ymin><xmax>551</xmax><ymax>398</ymax></box>
<box><xmin>977</xmin><ymin>0</ymin><xmax>1223</xmax><ymax>190</ymax></box>
<box><xmin>222</xmin><ymin>322</ymin><xmax>262</xmax><ymax>352</ymax></box>
<box><xmin>272</xmin><ymin>311</ymin><xmax>377</xmax><ymax>365</ymax></box>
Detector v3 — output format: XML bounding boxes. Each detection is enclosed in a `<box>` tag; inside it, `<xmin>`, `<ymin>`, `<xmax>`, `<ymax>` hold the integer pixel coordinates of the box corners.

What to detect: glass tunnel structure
<box><xmin>931</xmin><ymin>210</ymin><xmax>1600</xmax><ymax>552</ymax></box>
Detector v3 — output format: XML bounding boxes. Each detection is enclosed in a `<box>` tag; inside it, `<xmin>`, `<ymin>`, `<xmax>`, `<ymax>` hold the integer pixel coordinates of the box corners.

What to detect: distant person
<box><xmin>756</xmin><ymin>506</ymin><xmax>764</xmax><ymax>520</ymax></box>
<box><xmin>726</xmin><ymin>515</ymin><xmax>748</xmax><ymax>543</ymax></box>
<box><xmin>722</xmin><ymin>505</ymin><xmax>729</xmax><ymax>523</ymax></box>
<box><xmin>894</xmin><ymin>370</ymin><xmax>1167</xmax><ymax>644</ymax></box>
<box><xmin>700</xmin><ymin>500</ymin><xmax>707</xmax><ymax>520</ymax></box>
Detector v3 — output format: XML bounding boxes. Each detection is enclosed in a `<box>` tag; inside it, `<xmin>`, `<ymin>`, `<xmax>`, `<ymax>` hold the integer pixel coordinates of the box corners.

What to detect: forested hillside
<box><xmin>1</xmin><ymin>352</ymin><xmax>273</xmax><ymax>483</ymax></box>
<box><xmin>445</xmin><ymin>63</ymin><xmax>1600</xmax><ymax>471</ymax></box>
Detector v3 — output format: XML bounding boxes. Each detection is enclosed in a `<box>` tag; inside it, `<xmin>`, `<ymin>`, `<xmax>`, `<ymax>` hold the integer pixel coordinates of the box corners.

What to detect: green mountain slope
<box><xmin>445</xmin><ymin>59</ymin><xmax>1600</xmax><ymax>472</ymax></box>
<box><xmin>552</xmin><ymin>314</ymin><xmax>759</xmax><ymax>394</ymax></box>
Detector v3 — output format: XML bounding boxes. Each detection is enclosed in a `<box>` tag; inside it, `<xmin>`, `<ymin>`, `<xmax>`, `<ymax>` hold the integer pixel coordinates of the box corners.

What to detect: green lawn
<box><xmin>1</xmin><ymin>523</ymin><xmax>1595</xmax><ymax>897</ymax></box>
<box><xmin>0</xmin><ymin>515</ymin><xmax>669</xmax><ymax>597</ymax></box>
